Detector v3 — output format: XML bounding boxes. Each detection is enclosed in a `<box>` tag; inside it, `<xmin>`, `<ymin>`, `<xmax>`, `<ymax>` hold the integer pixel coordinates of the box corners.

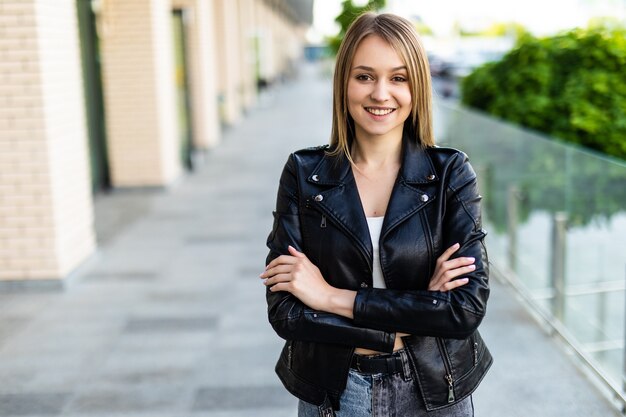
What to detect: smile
<box><xmin>365</xmin><ymin>107</ymin><xmax>395</xmax><ymax>116</ymax></box>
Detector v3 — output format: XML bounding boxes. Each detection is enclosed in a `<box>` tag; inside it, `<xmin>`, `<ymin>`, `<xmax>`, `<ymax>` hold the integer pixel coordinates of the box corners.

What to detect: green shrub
<box><xmin>461</xmin><ymin>26</ymin><xmax>626</xmax><ymax>160</ymax></box>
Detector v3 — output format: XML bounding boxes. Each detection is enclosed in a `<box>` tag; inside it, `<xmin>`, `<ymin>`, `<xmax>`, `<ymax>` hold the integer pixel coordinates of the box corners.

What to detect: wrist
<box><xmin>326</xmin><ymin>288</ymin><xmax>356</xmax><ymax>319</ymax></box>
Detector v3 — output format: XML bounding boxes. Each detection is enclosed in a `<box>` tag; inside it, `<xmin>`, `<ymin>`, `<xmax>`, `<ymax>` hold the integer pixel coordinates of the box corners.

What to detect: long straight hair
<box><xmin>328</xmin><ymin>13</ymin><xmax>434</xmax><ymax>160</ymax></box>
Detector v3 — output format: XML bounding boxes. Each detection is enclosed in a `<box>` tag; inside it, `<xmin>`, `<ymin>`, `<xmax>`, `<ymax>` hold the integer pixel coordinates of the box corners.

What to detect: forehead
<box><xmin>351</xmin><ymin>35</ymin><xmax>405</xmax><ymax>69</ymax></box>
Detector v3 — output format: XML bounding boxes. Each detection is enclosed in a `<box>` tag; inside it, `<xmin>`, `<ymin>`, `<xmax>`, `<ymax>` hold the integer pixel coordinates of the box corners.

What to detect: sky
<box><xmin>309</xmin><ymin>0</ymin><xmax>626</xmax><ymax>42</ymax></box>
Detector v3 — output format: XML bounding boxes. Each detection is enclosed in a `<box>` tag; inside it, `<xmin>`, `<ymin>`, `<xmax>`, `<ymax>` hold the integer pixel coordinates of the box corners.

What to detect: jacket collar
<box><xmin>306</xmin><ymin>131</ymin><xmax>439</xmax><ymax>186</ymax></box>
<box><xmin>305</xmin><ymin>132</ymin><xmax>439</xmax><ymax>266</ymax></box>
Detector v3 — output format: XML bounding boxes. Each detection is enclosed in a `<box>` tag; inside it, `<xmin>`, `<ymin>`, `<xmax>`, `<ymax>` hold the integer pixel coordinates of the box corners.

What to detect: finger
<box><xmin>265</xmin><ymin>254</ymin><xmax>298</xmax><ymax>270</ymax></box>
<box><xmin>441</xmin><ymin>264</ymin><xmax>476</xmax><ymax>282</ymax></box>
<box><xmin>441</xmin><ymin>257</ymin><xmax>475</xmax><ymax>270</ymax></box>
<box><xmin>436</xmin><ymin>243</ymin><xmax>460</xmax><ymax>265</ymax></box>
<box><xmin>260</xmin><ymin>264</ymin><xmax>293</xmax><ymax>278</ymax></box>
<box><xmin>269</xmin><ymin>282</ymin><xmax>291</xmax><ymax>292</ymax></box>
<box><xmin>431</xmin><ymin>264</ymin><xmax>475</xmax><ymax>288</ymax></box>
<box><xmin>441</xmin><ymin>277</ymin><xmax>469</xmax><ymax>292</ymax></box>
<box><xmin>288</xmin><ymin>245</ymin><xmax>306</xmax><ymax>258</ymax></box>
<box><xmin>264</xmin><ymin>273</ymin><xmax>292</xmax><ymax>286</ymax></box>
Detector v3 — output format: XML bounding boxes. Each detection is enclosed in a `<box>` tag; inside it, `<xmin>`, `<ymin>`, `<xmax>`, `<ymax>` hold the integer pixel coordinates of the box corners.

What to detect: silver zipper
<box><xmin>436</xmin><ymin>338</ymin><xmax>455</xmax><ymax>403</ymax></box>
<box><xmin>287</xmin><ymin>341</ymin><xmax>293</xmax><ymax>368</ymax></box>
<box><xmin>320</xmin><ymin>214</ymin><xmax>327</xmax><ymax>228</ymax></box>
<box><xmin>473</xmin><ymin>342</ymin><xmax>479</xmax><ymax>367</ymax></box>
<box><xmin>445</xmin><ymin>374</ymin><xmax>455</xmax><ymax>403</ymax></box>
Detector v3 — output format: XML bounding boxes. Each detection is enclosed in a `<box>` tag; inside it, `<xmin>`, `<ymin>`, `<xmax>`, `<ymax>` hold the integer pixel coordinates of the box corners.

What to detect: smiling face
<box><xmin>347</xmin><ymin>34</ymin><xmax>412</xmax><ymax>143</ymax></box>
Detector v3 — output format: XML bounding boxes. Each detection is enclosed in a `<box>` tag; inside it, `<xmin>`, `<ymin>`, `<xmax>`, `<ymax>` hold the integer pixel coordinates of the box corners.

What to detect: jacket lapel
<box><xmin>306</xmin><ymin>153</ymin><xmax>373</xmax><ymax>261</ymax></box>
<box><xmin>381</xmin><ymin>136</ymin><xmax>439</xmax><ymax>238</ymax></box>
<box><xmin>304</xmin><ymin>135</ymin><xmax>439</xmax><ymax>261</ymax></box>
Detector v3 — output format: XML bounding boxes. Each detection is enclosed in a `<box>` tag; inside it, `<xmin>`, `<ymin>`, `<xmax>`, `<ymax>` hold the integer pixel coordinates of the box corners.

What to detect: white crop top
<box><xmin>366</xmin><ymin>216</ymin><xmax>386</xmax><ymax>289</ymax></box>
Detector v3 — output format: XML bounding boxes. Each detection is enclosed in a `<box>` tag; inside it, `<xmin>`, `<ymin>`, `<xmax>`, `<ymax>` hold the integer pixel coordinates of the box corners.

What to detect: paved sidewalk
<box><xmin>0</xmin><ymin>63</ymin><xmax>620</xmax><ymax>417</ymax></box>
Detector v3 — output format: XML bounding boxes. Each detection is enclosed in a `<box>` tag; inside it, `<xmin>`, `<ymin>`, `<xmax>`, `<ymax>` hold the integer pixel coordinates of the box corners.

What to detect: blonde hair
<box><xmin>328</xmin><ymin>13</ymin><xmax>434</xmax><ymax>160</ymax></box>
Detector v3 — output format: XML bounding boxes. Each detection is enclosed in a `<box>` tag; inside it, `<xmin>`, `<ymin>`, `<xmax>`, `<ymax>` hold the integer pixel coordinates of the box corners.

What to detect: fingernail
<box><xmin>263</xmin><ymin>279</ymin><xmax>268</xmax><ymax>285</ymax></box>
<box><xmin>469</xmin><ymin>265</ymin><xmax>476</xmax><ymax>270</ymax></box>
<box><xmin>467</xmin><ymin>257</ymin><xmax>475</xmax><ymax>262</ymax></box>
<box><xmin>454</xmin><ymin>243</ymin><xmax>460</xmax><ymax>248</ymax></box>
<box><xmin>259</xmin><ymin>273</ymin><xmax>265</xmax><ymax>278</ymax></box>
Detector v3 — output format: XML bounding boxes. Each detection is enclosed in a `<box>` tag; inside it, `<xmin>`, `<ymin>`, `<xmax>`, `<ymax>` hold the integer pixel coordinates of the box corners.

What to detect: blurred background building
<box><xmin>0</xmin><ymin>0</ymin><xmax>313</xmax><ymax>285</ymax></box>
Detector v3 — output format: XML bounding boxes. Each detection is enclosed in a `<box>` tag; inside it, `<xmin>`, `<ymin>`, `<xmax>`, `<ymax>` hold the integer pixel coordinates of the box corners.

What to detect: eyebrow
<box><xmin>352</xmin><ymin>65</ymin><xmax>407</xmax><ymax>72</ymax></box>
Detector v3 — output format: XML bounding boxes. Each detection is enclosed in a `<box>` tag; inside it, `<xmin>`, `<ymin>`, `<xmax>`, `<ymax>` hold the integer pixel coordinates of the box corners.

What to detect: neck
<box><xmin>352</xmin><ymin>129</ymin><xmax>403</xmax><ymax>169</ymax></box>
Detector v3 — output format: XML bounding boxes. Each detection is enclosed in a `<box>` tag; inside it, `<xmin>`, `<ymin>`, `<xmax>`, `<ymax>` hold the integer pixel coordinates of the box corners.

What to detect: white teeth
<box><xmin>366</xmin><ymin>108</ymin><xmax>394</xmax><ymax>116</ymax></box>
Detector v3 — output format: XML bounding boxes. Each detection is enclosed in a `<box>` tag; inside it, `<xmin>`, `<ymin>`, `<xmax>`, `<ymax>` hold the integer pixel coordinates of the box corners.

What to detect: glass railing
<box><xmin>435</xmin><ymin>99</ymin><xmax>626</xmax><ymax>405</ymax></box>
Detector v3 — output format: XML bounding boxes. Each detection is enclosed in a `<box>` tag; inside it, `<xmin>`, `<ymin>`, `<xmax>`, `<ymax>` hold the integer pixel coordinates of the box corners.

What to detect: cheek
<box><xmin>347</xmin><ymin>82</ymin><xmax>367</xmax><ymax>104</ymax></box>
<box><xmin>397</xmin><ymin>86</ymin><xmax>412</xmax><ymax>107</ymax></box>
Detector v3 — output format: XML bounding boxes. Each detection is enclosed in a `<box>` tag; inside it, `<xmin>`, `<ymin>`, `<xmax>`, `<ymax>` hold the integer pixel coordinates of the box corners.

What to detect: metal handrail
<box><xmin>491</xmin><ymin>262</ymin><xmax>626</xmax><ymax>413</ymax></box>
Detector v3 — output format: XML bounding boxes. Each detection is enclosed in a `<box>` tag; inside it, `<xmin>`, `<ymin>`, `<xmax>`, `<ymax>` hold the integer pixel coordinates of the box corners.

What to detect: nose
<box><xmin>370</xmin><ymin>80</ymin><xmax>390</xmax><ymax>102</ymax></box>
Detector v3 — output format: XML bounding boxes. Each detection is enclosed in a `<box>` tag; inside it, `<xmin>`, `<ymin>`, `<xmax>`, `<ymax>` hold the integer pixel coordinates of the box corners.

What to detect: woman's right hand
<box><xmin>428</xmin><ymin>243</ymin><xmax>475</xmax><ymax>292</ymax></box>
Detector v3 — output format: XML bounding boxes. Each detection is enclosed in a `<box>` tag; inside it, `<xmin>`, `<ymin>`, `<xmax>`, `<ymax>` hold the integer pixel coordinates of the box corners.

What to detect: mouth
<box><xmin>365</xmin><ymin>107</ymin><xmax>396</xmax><ymax>116</ymax></box>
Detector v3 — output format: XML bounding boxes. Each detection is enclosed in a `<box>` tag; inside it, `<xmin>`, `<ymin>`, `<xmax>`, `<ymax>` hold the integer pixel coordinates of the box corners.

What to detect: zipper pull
<box><xmin>287</xmin><ymin>342</ymin><xmax>293</xmax><ymax>367</ymax></box>
<box><xmin>473</xmin><ymin>342</ymin><xmax>479</xmax><ymax>366</ymax></box>
<box><xmin>445</xmin><ymin>374</ymin><xmax>455</xmax><ymax>403</ymax></box>
<box><xmin>320</xmin><ymin>214</ymin><xmax>327</xmax><ymax>228</ymax></box>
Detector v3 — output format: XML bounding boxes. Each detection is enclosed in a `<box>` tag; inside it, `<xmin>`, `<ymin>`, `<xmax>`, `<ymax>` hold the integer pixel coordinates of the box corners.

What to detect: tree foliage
<box><xmin>460</xmin><ymin>21</ymin><xmax>528</xmax><ymax>39</ymax></box>
<box><xmin>326</xmin><ymin>0</ymin><xmax>386</xmax><ymax>55</ymax></box>
<box><xmin>461</xmin><ymin>25</ymin><xmax>626</xmax><ymax>160</ymax></box>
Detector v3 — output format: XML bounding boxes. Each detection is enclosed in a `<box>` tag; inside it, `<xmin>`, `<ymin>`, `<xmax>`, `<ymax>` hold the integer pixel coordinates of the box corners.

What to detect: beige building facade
<box><xmin>0</xmin><ymin>0</ymin><xmax>312</xmax><ymax>286</ymax></box>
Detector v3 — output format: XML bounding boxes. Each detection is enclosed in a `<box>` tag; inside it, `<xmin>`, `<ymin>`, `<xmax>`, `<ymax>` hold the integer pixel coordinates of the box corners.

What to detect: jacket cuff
<box><xmin>353</xmin><ymin>289</ymin><xmax>396</xmax><ymax>353</ymax></box>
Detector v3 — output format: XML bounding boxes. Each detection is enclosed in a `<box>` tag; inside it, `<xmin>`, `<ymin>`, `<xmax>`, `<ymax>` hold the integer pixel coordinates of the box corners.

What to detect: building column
<box><xmin>171</xmin><ymin>0</ymin><xmax>221</xmax><ymax>150</ymax></box>
<box><xmin>255</xmin><ymin>1</ymin><xmax>271</xmax><ymax>85</ymax></box>
<box><xmin>99</xmin><ymin>0</ymin><xmax>181</xmax><ymax>187</ymax></box>
<box><xmin>0</xmin><ymin>0</ymin><xmax>95</xmax><ymax>283</ymax></box>
<box><xmin>238</xmin><ymin>0</ymin><xmax>257</xmax><ymax>111</ymax></box>
<box><xmin>213</xmin><ymin>0</ymin><xmax>242</xmax><ymax>125</ymax></box>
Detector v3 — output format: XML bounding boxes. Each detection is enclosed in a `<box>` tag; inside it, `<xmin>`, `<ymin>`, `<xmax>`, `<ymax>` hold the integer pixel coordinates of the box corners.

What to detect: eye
<box><xmin>355</xmin><ymin>74</ymin><xmax>374</xmax><ymax>81</ymax></box>
<box><xmin>391</xmin><ymin>76</ymin><xmax>407</xmax><ymax>82</ymax></box>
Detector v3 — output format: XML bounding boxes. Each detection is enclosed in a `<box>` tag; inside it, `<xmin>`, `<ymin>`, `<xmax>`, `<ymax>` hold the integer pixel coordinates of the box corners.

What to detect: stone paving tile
<box><xmin>84</xmin><ymin>272</ymin><xmax>160</xmax><ymax>282</ymax></box>
<box><xmin>0</xmin><ymin>393</ymin><xmax>70</xmax><ymax>416</ymax></box>
<box><xmin>0</xmin><ymin>317</ymin><xmax>31</xmax><ymax>347</ymax></box>
<box><xmin>190</xmin><ymin>409</ymin><xmax>297</xmax><ymax>417</ymax></box>
<box><xmin>191</xmin><ymin>386</ymin><xmax>294</xmax><ymax>411</ymax></box>
<box><xmin>65</xmin><ymin>386</ymin><xmax>189</xmax><ymax>414</ymax></box>
<box><xmin>123</xmin><ymin>316</ymin><xmax>218</xmax><ymax>333</ymax></box>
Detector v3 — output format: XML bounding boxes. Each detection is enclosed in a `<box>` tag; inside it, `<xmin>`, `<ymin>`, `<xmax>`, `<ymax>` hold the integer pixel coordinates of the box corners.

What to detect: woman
<box><xmin>261</xmin><ymin>12</ymin><xmax>492</xmax><ymax>417</ymax></box>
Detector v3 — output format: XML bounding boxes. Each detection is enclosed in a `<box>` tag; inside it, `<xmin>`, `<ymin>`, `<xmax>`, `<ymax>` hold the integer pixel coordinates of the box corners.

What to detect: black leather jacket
<box><xmin>265</xmin><ymin>135</ymin><xmax>492</xmax><ymax>411</ymax></box>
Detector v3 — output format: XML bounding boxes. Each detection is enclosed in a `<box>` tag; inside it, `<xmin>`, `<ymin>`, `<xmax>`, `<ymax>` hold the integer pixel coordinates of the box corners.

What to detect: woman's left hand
<box><xmin>261</xmin><ymin>246</ymin><xmax>334</xmax><ymax>311</ymax></box>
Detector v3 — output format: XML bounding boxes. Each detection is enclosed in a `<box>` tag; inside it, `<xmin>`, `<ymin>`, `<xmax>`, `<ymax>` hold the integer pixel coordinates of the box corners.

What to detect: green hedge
<box><xmin>461</xmin><ymin>26</ymin><xmax>626</xmax><ymax>160</ymax></box>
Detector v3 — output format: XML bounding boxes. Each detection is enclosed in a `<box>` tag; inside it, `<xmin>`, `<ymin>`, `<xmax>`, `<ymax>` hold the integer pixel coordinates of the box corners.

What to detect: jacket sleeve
<box><xmin>266</xmin><ymin>154</ymin><xmax>396</xmax><ymax>352</ymax></box>
<box><xmin>352</xmin><ymin>152</ymin><xmax>490</xmax><ymax>340</ymax></box>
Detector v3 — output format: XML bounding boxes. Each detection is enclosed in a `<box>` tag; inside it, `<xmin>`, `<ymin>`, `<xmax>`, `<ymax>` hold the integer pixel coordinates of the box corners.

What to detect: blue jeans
<box><xmin>297</xmin><ymin>349</ymin><xmax>474</xmax><ymax>417</ymax></box>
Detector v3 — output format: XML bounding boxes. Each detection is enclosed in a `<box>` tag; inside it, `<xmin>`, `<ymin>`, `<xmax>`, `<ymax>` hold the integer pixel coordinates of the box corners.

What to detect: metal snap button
<box><xmin>360</xmin><ymin>282</ymin><xmax>368</xmax><ymax>288</ymax></box>
<box><xmin>311</xmin><ymin>175</ymin><xmax>319</xmax><ymax>182</ymax></box>
<box><xmin>420</xmin><ymin>194</ymin><xmax>429</xmax><ymax>202</ymax></box>
<box><xmin>427</xmin><ymin>174</ymin><xmax>435</xmax><ymax>181</ymax></box>
<box><xmin>314</xmin><ymin>194</ymin><xmax>323</xmax><ymax>202</ymax></box>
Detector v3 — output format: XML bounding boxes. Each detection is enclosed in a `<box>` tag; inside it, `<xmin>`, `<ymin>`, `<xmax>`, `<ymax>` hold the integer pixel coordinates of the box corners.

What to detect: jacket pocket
<box><xmin>405</xmin><ymin>333</ymin><xmax>490</xmax><ymax>411</ymax></box>
<box><xmin>443</xmin><ymin>333</ymin><xmax>479</xmax><ymax>383</ymax></box>
<box><xmin>436</xmin><ymin>338</ymin><xmax>456</xmax><ymax>404</ymax></box>
<box><xmin>403</xmin><ymin>336</ymin><xmax>450</xmax><ymax>411</ymax></box>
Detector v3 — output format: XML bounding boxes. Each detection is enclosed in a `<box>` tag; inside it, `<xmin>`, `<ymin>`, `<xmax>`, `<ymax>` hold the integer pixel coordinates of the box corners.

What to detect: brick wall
<box><xmin>99</xmin><ymin>0</ymin><xmax>181</xmax><ymax>187</ymax></box>
<box><xmin>0</xmin><ymin>0</ymin><xmax>95</xmax><ymax>281</ymax></box>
